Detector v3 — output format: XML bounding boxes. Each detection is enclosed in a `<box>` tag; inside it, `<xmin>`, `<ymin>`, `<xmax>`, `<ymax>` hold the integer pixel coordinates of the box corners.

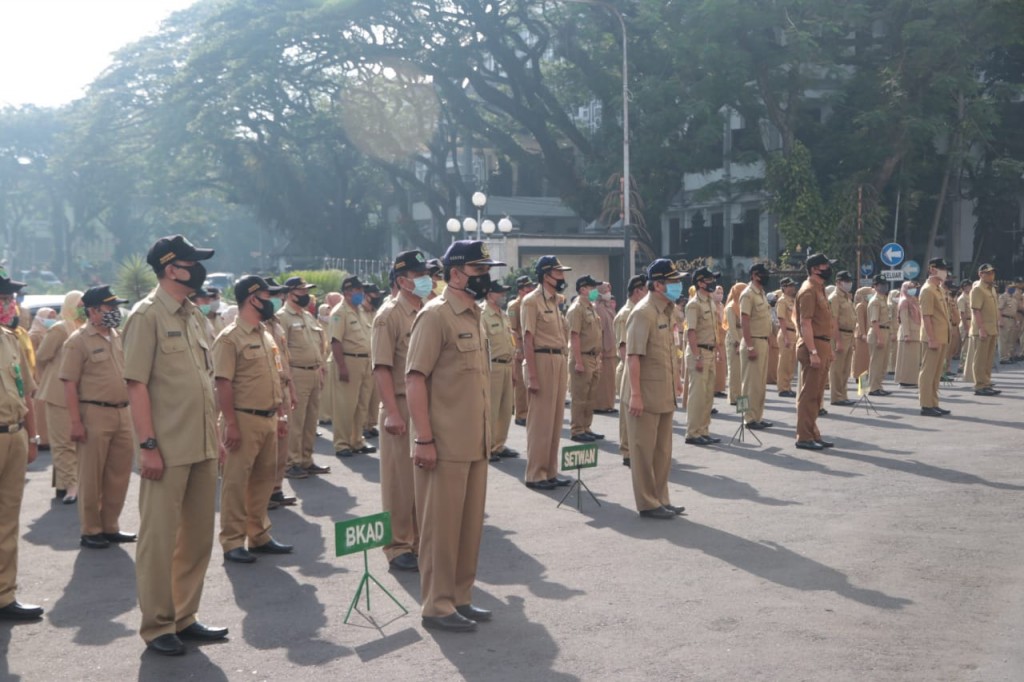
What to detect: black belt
<box><xmin>878</xmin><ymin>326</ymin><xmax>889</xmax><ymax>329</ymax></box>
<box><xmin>493</xmin><ymin>358</ymin><xmax>513</xmax><ymax>364</ymax></box>
<box><xmin>291</xmin><ymin>364</ymin><xmax>321</xmax><ymax>370</ymax></box>
<box><xmin>534</xmin><ymin>348</ymin><xmax>563</xmax><ymax>355</ymax></box>
<box><xmin>783</xmin><ymin>327</ymin><xmax>796</xmax><ymax>332</ymax></box>
<box><xmin>697</xmin><ymin>344</ymin><xmax>716</xmax><ymax>351</ymax></box>
<box><xmin>814</xmin><ymin>336</ymin><xmax>831</xmax><ymax>342</ymax></box>
<box><xmin>752</xmin><ymin>336</ymin><xmax>768</xmax><ymax>340</ymax></box>
<box><xmin>839</xmin><ymin>328</ymin><xmax>854</xmax><ymax>333</ymax></box>
<box><xmin>80</xmin><ymin>400</ymin><xmax>129</xmax><ymax>408</ymax></box>
<box><xmin>582</xmin><ymin>351</ymin><xmax>599</xmax><ymax>356</ymax></box>
<box><xmin>0</xmin><ymin>423</ymin><xmax>24</xmax><ymax>434</ymax></box>
<box><xmin>236</xmin><ymin>408</ymin><xmax>276</xmax><ymax>418</ymax></box>
<box><xmin>1002</xmin><ymin>315</ymin><xmax>1015</xmax><ymax>319</ymax></box>
<box><xmin>343</xmin><ymin>353</ymin><xmax>369</xmax><ymax>358</ymax></box>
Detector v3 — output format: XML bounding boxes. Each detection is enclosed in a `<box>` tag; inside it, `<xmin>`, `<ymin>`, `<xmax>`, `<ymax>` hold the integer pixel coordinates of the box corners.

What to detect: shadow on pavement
<box><xmin>720</xmin><ymin>445</ymin><xmax>861</xmax><ymax>478</ymax></box>
<box><xmin>137</xmin><ymin>645</ymin><xmax>229</xmax><ymax>682</ymax></box>
<box><xmin>822</xmin><ymin>448</ymin><xmax>1024</xmax><ymax>490</ymax></box>
<box><xmin>48</xmin><ymin>546</ymin><xmax>136</xmax><ymax>645</ymax></box>
<box><xmin>266</xmin><ymin>507</ymin><xmax>348</xmax><ymax>579</ymax></box>
<box><xmin>23</xmin><ymin>499</ymin><xmax>80</xmax><ymax>552</ymax></box>
<box><xmin>478</xmin><ymin>524</ymin><xmax>586</xmax><ymax>601</ymax></box>
<box><xmin>668</xmin><ymin>466</ymin><xmax>801</xmax><ymax>506</ymax></box>
<box><xmin>0</xmin><ymin>626</ymin><xmax>22</xmax><ymax>681</ymax></box>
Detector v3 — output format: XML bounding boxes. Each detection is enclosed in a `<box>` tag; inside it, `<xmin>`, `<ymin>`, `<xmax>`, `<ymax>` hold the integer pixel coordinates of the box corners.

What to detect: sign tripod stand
<box><xmin>334</xmin><ymin>512</ymin><xmax>408</xmax><ymax>627</ymax></box>
<box><xmin>556</xmin><ymin>443</ymin><xmax>601</xmax><ymax>510</ymax></box>
<box><xmin>729</xmin><ymin>396</ymin><xmax>761</xmax><ymax>446</ymax></box>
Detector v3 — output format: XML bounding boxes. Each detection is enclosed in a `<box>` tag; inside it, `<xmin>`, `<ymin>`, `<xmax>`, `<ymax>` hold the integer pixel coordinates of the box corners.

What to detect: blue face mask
<box><xmin>665</xmin><ymin>282</ymin><xmax>683</xmax><ymax>301</ymax></box>
<box><xmin>411</xmin><ymin>276</ymin><xmax>433</xmax><ymax>299</ymax></box>
<box><xmin>350</xmin><ymin>293</ymin><xmax>365</xmax><ymax>307</ymax></box>
<box><xmin>270</xmin><ymin>298</ymin><xmax>283</xmax><ymax>313</ymax></box>
<box><xmin>907</xmin><ymin>288</ymin><xmax>918</xmax><ymax>297</ymax></box>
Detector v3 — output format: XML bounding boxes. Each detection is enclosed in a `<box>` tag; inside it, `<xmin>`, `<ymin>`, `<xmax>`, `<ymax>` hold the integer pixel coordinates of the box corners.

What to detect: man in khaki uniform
<box><xmin>615</xmin><ymin>275</ymin><xmax>647</xmax><ymax>467</ymax></box>
<box><xmin>625</xmin><ymin>259</ymin><xmax>685</xmax><ymax>519</ymax></box>
<box><xmin>521</xmin><ymin>255</ymin><xmax>573</xmax><ymax>490</ymax></box>
<box><xmin>406</xmin><ymin>239</ymin><xmax>503</xmax><ymax>633</ymax></box>
<box><xmin>60</xmin><ymin>285</ymin><xmax>136</xmax><ymax>550</ymax></box>
<box><xmin>262</xmin><ymin>280</ymin><xmax>297</xmax><ymax>508</ymax></box>
<box><xmin>482</xmin><ymin>280</ymin><xmax>518</xmax><ymax>461</ymax></box>
<box><xmin>123</xmin><ymin>234</ymin><xmax>226</xmax><ymax>655</ymax></box>
<box><xmin>866</xmin><ymin>275</ymin><xmax>893</xmax><ymax>396</ymax></box>
<box><xmin>372</xmin><ymin>250</ymin><xmax>430</xmax><ymax>573</ymax></box>
<box><xmin>794</xmin><ymin>254</ymin><xmax>836</xmax><ymax>450</ymax></box>
<box><xmin>566</xmin><ymin>275</ymin><xmax>604</xmax><ymax>443</ymax></box>
<box><xmin>997</xmin><ymin>284</ymin><xmax>1017</xmax><ymax>363</ymax></box>
<box><xmin>319</xmin><ymin>291</ymin><xmax>342</xmax><ymax>425</ymax></box>
<box><xmin>330</xmin><ymin>276</ymin><xmax>376</xmax><ymax>458</ymax></box>
<box><xmin>684</xmin><ymin>267</ymin><xmax>720</xmax><ymax>445</ymax></box>
<box><xmin>829</xmin><ymin>271</ymin><xmax>857</xmax><ymax>406</ymax></box>
<box><xmin>957</xmin><ymin>280</ymin><xmax>974</xmax><ymax>379</ymax></box>
<box><xmin>279</xmin><ymin>276</ymin><xmax>330</xmax><ymax>480</ymax></box>
<box><xmin>739</xmin><ymin>263</ymin><xmax>774</xmax><ymax>429</ymax></box>
<box><xmin>970</xmin><ymin>264</ymin><xmax>1001</xmax><ymax>396</ymax></box>
<box><xmin>214</xmin><ymin>276</ymin><xmax>293</xmax><ymax>564</ymax></box>
<box><xmin>0</xmin><ymin>273</ymin><xmax>44</xmax><ymax>621</ymax></box>
<box><xmin>361</xmin><ymin>283</ymin><xmax>385</xmax><ymax>439</ymax></box>
<box><xmin>594</xmin><ymin>282</ymin><xmax>618</xmax><ymax>412</ymax></box>
<box><xmin>918</xmin><ymin>258</ymin><xmax>952</xmax><ymax>416</ymax></box>
<box><xmin>508</xmin><ymin>276</ymin><xmax>534</xmax><ymax>426</ymax></box>
<box><xmin>775</xmin><ymin>278</ymin><xmax>798</xmax><ymax>397</ymax></box>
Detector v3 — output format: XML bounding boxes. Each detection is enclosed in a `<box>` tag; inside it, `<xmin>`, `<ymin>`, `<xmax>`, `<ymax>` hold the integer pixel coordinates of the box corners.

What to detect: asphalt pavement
<box><xmin>3</xmin><ymin>365</ymin><xmax>1024</xmax><ymax>681</ymax></box>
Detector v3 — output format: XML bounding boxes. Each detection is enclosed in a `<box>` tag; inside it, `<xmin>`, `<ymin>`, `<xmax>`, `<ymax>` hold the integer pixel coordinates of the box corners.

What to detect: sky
<box><xmin>0</xmin><ymin>0</ymin><xmax>197</xmax><ymax>108</ymax></box>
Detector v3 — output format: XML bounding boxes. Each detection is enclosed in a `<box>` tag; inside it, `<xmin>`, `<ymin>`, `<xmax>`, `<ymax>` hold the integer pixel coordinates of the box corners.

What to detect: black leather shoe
<box><xmin>80</xmin><ymin>534</ymin><xmax>110</xmax><ymax>549</ymax></box>
<box><xmin>63</xmin><ymin>495</ymin><xmax>77</xmax><ymax>505</ymax></box>
<box><xmin>778</xmin><ymin>390</ymin><xmax>796</xmax><ymax>398</ymax></box>
<box><xmin>570</xmin><ymin>433</ymin><xmax>595</xmax><ymax>442</ymax></box>
<box><xmin>422</xmin><ymin>612</ymin><xmax>477</xmax><ymax>632</ymax></box>
<box><xmin>498</xmin><ymin>447</ymin><xmax>519</xmax><ymax>458</ymax></box>
<box><xmin>146</xmin><ymin>633</ymin><xmax>185</xmax><ymax>656</ymax></box>
<box><xmin>336</xmin><ymin>449</ymin><xmax>355</xmax><ymax>458</ymax></box>
<box><xmin>706</xmin><ymin>436</ymin><xmax>721</xmax><ymax>444</ymax></box>
<box><xmin>745</xmin><ymin>422</ymin><xmax>767</xmax><ymax>430</ymax></box>
<box><xmin>586</xmin><ymin>432</ymin><xmax>605</xmax><ymax>440</ymax></box>
<box><xmin>868</xmin><ymin>389</ymin><xmax>887</xmax><ymax>396</ymax></box>
<box><xmin>489</xmin><ymin>453</ymin><xmax>502</xmax><ymax>462</ymax></box>
<box><xmin>818</xmin><ymin>408</ymin><xmax>828</xmax><ymax>416</ymax></box>
<box><xmin>224</xmin><ymin>547</ymin><xmax>256</xmax><ymax>564</ymax></box>
<box><xmin>935</xmin><ymin>407</ymin><xmax>951</xmax><ymax>415</ymax></box>
<box><xmin>102</xmin><ymin>531</ymin><xmax>137</xmax><ymax>543</ymax></box>
<box><xmin>831</xmin><ymin>399</ymin><xmax>856</xmax><ymax>406</ymax></box>
<box><xmin>0</xmin><ymin>600</ymin><xmax>44</xmax><ymax>621</ymax></box>
<box><xmin>389</xmin><ymin>552</ymin><xmax>419</xmax><ymax>572</ymax></box>
<box><xmin>711</xmin><ymin>408</ymin><xmax>719</xmax><ymax>415</ymax></box>
<box><xmin>55</xmin><ymin>489</ymin><xmax>66</xmax><ymax>500</ymax></box>
<box><xmin>685</xmin><ymin>436</ymin><xmax>711</xmax><ymax>445</ymax></box>
<box><xmin>714</xmin><ymin>391</ymin><xmax>727</xmax><ymax>398</ymax></box>
<box><xmin>177</xmin><ymin>622</ymin><xmax>229</xmax><ymax>641</ymax></box>
<box><xmin>269</xmin><ymin>490</ymin><xmax>297</xmax><ymax>506</ymax></box>
<box><xmin>355</xmin><ymin>444</ymin><xmax>377</xmax><ymax>454</ymax></box>
<box><xmin>622</xmin><ymin>458</ymin><xmax>630</xmax><ymax>467</ymax></box>
<box><xmin>759</xmin><ymin>420</ymin><xmax>774</xmax><ymax>428</ymax></box>
<box><xmin>549</xmin><ymin>476</ymin><xmax>573</xmax><ymax>487</ymax></box>
<box><xmin>639</xmin><ymin>506</ymin><xmax>675</xmax><ymax>519</ymax></box>
<box><xmin>795</xmin><ymin>440</ymin><xmax>824</xmax><ymax>450</ymax></box>
<box><xmin>514</xmin><ymin>418</ymin><xmax>526</xmax><ymax>426</ymax></box>
<box><xmin>250</xmin><ymin>539</ymin><xmax>293</xmax><ymax>554</ymax></box>
<box><xmin>815</xmin><ymin>440</ymin><xmax>835</xmax><ymax>448</ymax></box>
<box><xmin>974</xmin><ymin>387</ymin><xmax>1001</xmax><ymax>396</ymax></box>
<box><xmin>663</xmin><ymin>504</ymin><xmax>686</xmax><ymax>515</ymax></box>
<box><xmin>920</xmin><ymin>407</ymin><xmax>943</xmax><ymax>417</ymax></box>
<box><xmin>525</xmin><ymin>480</ymin><xmax>557</xmax><ymax>491</ymax></box>
<box><xmin>455</xmin><ymin>604</ymin><xmax>492</xmax><ymax>622</ymax></box>
<box><xmin>305</xmin><ymin>463</ymin><xmax>331</xmax><ymax>475</ymax></box>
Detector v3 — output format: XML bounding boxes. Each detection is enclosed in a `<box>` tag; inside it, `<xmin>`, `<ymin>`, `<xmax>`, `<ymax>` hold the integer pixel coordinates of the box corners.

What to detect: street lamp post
<box><xmin>446</xmin><ymin>191</ymin><xmax>511</xmax><ymax>242</ymax></box>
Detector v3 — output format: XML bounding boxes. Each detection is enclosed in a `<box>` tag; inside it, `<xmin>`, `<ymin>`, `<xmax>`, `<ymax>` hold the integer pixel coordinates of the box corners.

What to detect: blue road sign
<box><xmin>860</xmin><ymin>262</ymin><xmax>874</xmax><ymax>277</ymax></box>
<box><xmin>901</xmin><ymin>260</ymin><xmax>920</xmax><ymax>280</ymax></box>
<box><xmin>880</xmin><ymin>243</ymin><xmax>905</xmax><ymax>267</ymax></box>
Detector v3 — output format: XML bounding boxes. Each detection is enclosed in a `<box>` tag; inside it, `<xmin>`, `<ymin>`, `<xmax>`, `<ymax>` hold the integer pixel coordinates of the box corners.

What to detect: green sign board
<box><xmin>561</xmin><ymin>443</ymin><xmax>598</xmax><ymax>471</ymax></box>
<box><xmin>335</xmin><ymin>512</ymin><xmax>392</xmax><ymax>557</ymax></box>
<box><xmin>735</xmin><ymin>396</ymin><xmax>749</xmax><ymax>413</ymax></box>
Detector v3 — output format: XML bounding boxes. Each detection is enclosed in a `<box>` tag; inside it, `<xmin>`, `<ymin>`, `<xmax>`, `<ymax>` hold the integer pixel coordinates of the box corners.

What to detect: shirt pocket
<box><xmin>88</xmin><ymin>349</ymin><xmax>111</xmax><ymax>364</ymax></box>
<box><xmin>160</xmin><ymin>337</ymin><xmax>187</xmax><ymax>354</ymax></box>
<box><xmin>242</xmin><ymin>345</ymin><xmax>267</xmax><ymax>361</ymax></box>
<box><xmin>455</xmin><ymin>336</ymin><xmax>482</xmax><ymax>373</ymax></box>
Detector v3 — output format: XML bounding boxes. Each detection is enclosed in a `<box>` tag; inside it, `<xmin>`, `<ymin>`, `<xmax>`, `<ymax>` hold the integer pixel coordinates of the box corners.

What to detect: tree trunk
<box><xmin>925</xmin><ymin>93</ymin><xmax>965</xmax><ymax>264</ymax></box>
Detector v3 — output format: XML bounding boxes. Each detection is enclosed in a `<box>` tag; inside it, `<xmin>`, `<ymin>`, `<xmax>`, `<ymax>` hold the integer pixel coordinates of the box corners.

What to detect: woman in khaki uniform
<box><xmin>853</xmin><ymin>286</ymin><xmax>872</xmax><ymax>380</ymax></box>
<box><xmin>507</xmin><ymin>277</ymin><xmax>534</xmax><ymax>426</ymax></box>
<box><xmin>828</xmin><ymin>272</ymin><xmax>857</xmax><ymax>406</ymax></box>
<box><xmin>776</xmin><ymin>279</ymin><xmax>798</xmax><ymax>397</ymax></box>
<box><xmin>919</xmin><ymin>258</ymin><xmax>952</xmax><ymax>415</ymax></box>
<box><xmin>482</xmin><ymin>280</ymin><xmax>517</xmax><ymax>459</ymax></box>
<box><xmin>684</xmin><ymin>267</ymin><xmax>721</xmax><ymax>445</ymax></box>
<box><xmin>724</xmin><ymin>283</ymin><xmax>746</xmax><ymax>405</ymax></box>
<box><xmin>895</xmin><ymin>281</ymin><xmax>922</xmax><ymax>387</ymax></box>
<box><xmin>713</xmin><ymin>286</ymin><xmax>727</xmax><ymax>396</ymax></box>
<box><xmin>28</xmin><ymin>307</ymin><xmax>56</xmax><ymax>449</ymax></box>
<box><xmin>866</xmin><ymin>276</ymin><xmax>893</xmax><ymax>395</ymax></box>
<box><xmin>566</xmin><ymin>275</ymin><xmax>604</xmax><ymax>442</ymax></box>
<box><xmin>615</xmin><ymin>275</ymin><xmax>648</xmax><ymax>466</ymax></box>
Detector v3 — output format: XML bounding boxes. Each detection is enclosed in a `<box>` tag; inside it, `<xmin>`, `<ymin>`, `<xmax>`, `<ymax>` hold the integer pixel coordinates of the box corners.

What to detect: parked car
<box><xmin>203</xmin><ymin>272</ymin><xmax>235</xmax><ymax>293</ymax></box>
<box><xmin>17</xmin><ymin>294</ymin><xmax>67</xmax><ymax>329</ymax></box>
<box><xmin>19</xmin><ymin>270</ymin><xmax>63</xmax><ymax>288</ymax></box>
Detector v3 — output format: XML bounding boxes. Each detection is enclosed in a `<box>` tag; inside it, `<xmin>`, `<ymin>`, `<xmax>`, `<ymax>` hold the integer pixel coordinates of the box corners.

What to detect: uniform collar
<box><xmin>236</xmin><ymin>316</ymin><xmax>260</xmax><ymax>334</ymax></box>
<box><xmin>441</xmin><ymin>287</ymin><xmax>476</xmax><ymax>316</ymax></box>
<box><xmin>395</xmin><ymin>291</ymin><xmax>421</xmax><ymax>316</ymax></box>
<box><xmin>155</xmin><ymin>285</ymin><xmax>193</xmax><ymax>314</ymax></box>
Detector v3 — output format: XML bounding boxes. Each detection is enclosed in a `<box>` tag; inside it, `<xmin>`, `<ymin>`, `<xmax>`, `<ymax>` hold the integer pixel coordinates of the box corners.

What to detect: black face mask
<box><xmin>294</xmin><ymin>294</ymin><xmax>311</xmax><ymax>308</ymax></box>
<box><xmin>8</xmin><ymin>316</ymin><xmax>19</xmax><ymax>330</ymax></box>
<box><xmin>547</xmin><ymin>274</ymin><xmax>567</xmax><ymax>293</ymax></box>
<box><xmin>173</xmin><ymin>262</ymin><xmax>207</xmax><ymax>291</ymax></box>
<box><xmin>464</xmin><ymin>272</ymin><xmax>491</xmax><ymax>300</ymax></box>
<box><xmin>253</xmin><ymin>297</ymin><xmax>276</xmax><ymax>321</ymax></box>
<box><xmin>818</xmin><ymin>267</ymin><xmax>833</xmax><ymax>283</ymax></box>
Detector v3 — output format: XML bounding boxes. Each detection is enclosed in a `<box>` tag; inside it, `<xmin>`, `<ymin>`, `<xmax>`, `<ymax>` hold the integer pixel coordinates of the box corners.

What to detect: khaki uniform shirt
<box><xmin>614</xmin><ymin>299</ymin><xmax>636</xmax><ymax>347</ymax></box>
<box><xmin>919</xmin><ymin>281</ymin><xmax>950</xmax><ymax>346</ymax></box>
<box><xmin>371</xmin><ymin>293</ymin><xmax>419</xmax><ymax>396</ymax></box>
<box><xmin>0</xmin><ymin>327</ymin><xmax>34</xmax><ymax>425</ymax></box>
<box><xmin>213</xmin><ymin>318</ymin><xmax>284</xmax><ymax>411</ymax></box>
<box><xmin>278</xmin><ymin>304</ymin><xmax>325</xmax><ymax>368</ymax></box>
<box><xmin>998</xmin><ymin>293</ymin><xmax>1017</xmax><ymax>324</ymax></box>
<box><xmin>626</xmin><ymin>295</ymin><xmax>677</xmax><ymax>413</ymax></box>
<box><xmin>565</xmin><ymin>298</ymin><xmax>602</xmax><ymax>354</ymax></box>
<box><xmin>796</xmin><ymin>279</ymin><xmax>834</xmax><ymax>356</ymax></box>
<box><xmin>507</xmin><ymin>297</ymin><xmax>524</xmax><ymax>350</ymax></box>
<box><xmin>969</xmin><ymin>282</ymin><xmax>998</xmax><ymax>336</ymax></box>
<box><xmin>868</xmin><ymin>294</ymin><xmax>892</xmax><ymax>329</ymax></box>
<box><xmin>58</xmin><ymin>325</ymin><xmax>129</xmax><ymax>404</ymax></box>
<box><xmin>684</xmin><ymin>291</ymin><xmax>717</xmax><ymax>347</ymax></box>
<box><xmin>330</xmin><ymin>300</ymin><xmax>371</xmax><ymax>354</ymax></box>
<box><xmin>122</xmin><ymin>287</ymin><xmax>218</xmax><ymax>465</ymax></box>
<box><xmin>777</xmin><ymin>294</ymin><xmax>797</xmax><ymax>332</ymax></box>
<box><xmin>956</xmin><ymin>292</ymin><xmax>971</xmax><ymax>329</ymax></box>
<box><xmin>35</xmin><ymin>321</ymin><xmax>74</xmax><ymax>405</ymax></box>
<box><xmin>739</xmin><ymin>286</ymin><xmax>772</xmax><ymax>338</ymax></box>
<box><xmin>597</xmin><ymin>303</ymin><xmax>616</xmax><ymax>354</ymax></box>
<box><xmin>521</xmin><ymin>286</ymin><xmax>568</xmax><ymax>351</ymax></box>
<box><xmin>406</xmin><ymin>290</ymin><xmax>490</xmax><ymax>461</ymax></box>
<box><xmin>482</xmin><ymin>303</ymin><xmax>514</xmax><ymax>362</ymax></box>
<box><xmin>829</xmin><ymin>289</ymin><xmax>857</xmax><ymax>334</ymax></box>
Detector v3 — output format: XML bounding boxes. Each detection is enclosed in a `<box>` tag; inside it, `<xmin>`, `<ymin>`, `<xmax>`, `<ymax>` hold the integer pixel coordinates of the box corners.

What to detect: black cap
<box><xmin>146</xmin><ymin>234</ymin><xmax>214</xmax><ymax>269</ymax></box>
<box><xmin>0</xmin><ymin>272</ymin><xmax>27</xmax><ymax>296</ymax></box>
<box><xmin>648</xmin><ymin>259</ymin><xmax>687</xmax><ymax>282</ymax></box>
<box><xmin>535</xmin><ymin>255</ymin><xmax>572</xmax><ymax>277</ymax></box>
<box><xmin>627</xmin><ymin>274</ymin><xmax>648</xmax><ymax>293</ymax></box>
<box><xmin>805</xmin><ymin>253</ymin><xmax>836</xmax><ymax>269</ymax></box>
<box><xmin>960</xmin><ymin>279</ymin><xmax>972</xmax><ymax>287</ymax></box>
<box><xmin>81</xmin><ymin>285</ymin><xmax>128</xmax><ymax>308</ymax></box>
<box><xmin>234</xmin><ymin>275</ymin><xmax>284</xmax><ymax>304</ymax></box>
<box><xmin>691</xmin><ymin>266</ymin><xmax>720</xmax><ymax>284</ymax></box>
<box><xmin>489</xmin><ymin>280</ymin><xmax>511</xmax><ymax>294</ymax></box>
<box><xmin>206</xmin><ymin>286</ymin><xmax>221</xmax><ymax>296</ymax></box>
<box><xmin>575</xmin><ymin>274</ymin><xmax>603</xmax><ymax>291</ymax></box>
<box><xmin>978</xmin><ymin>263</ymin><xmax>995</xmax><ymax>273</ymax></box>
<box><xmin>872</xmin><ymin>274</ymin><xmax>888</xmax><ymax>285</ymax></box>
<box><xmin>189</xmin><ymin>288</ymin><xmax>213</xmax><ymax>299</ymax></box>
<box><xmin>342</xmin><ymin>276</ymin><xmax>365</xmax><ymax>291</ymax></box>
<box><xmin>779</xmin><ymin>277</ymin><xmax>796</xmax><ymax>287</ymax></box>
<box><xmin>426</xmin><ymin>258</ymin><xmax>443</xmax><ymax>276</ymax></box>
<box><xmin>392</xmin><ymin>250</ymin><xmax>428</xmax><ymax>275</ymax></box>
<box><xmin>750</xmin><ymin>263</ymin><xmax>770</xmax><ymax>277</ymax></box>
<box><xmin>444</xmin><ymin>240</ymin><xmax>506</xmax><ymax>268</ymax></box>
<box><xmin>284</xmin><ymin>276</ymin><xmax>317</xmax><ymax>290</ymax></box>
<box><xmin>364</xmin><ymin>284</ymin><xmax>382</xmax><ymax>296</ymax></box>
<box><xmin>928</xmin><ymin>257</ymin><xmax>951</xmax><ymax>270</ymax></box>
<box><xmin>515</xmin><ymin>275</ymin><xmax>533</xmax><ymax>290</ymax></box>
<box><xmin>836</xmin><ymin>270</ymin><xmax>853</xmax><ymax>282</ymax></box>
<box><xmin>264</xmin><ymin>277</ymin><xmax>284</xmax><ymax>288</ymax></box>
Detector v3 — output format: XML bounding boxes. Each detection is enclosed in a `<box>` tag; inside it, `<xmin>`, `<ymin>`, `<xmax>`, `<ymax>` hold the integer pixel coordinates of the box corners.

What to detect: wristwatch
<box><xmin>746</xmin><ymin>345</ymin><xmax>754</xmax><ymax>351</ymax></box>
<box><xmin>811</xmin><ymin>349</ymin><xmax>819</xmax><ymax>355</ymax></box>
<box><xmin>30</xmin><ymin>435</ymin><xmax>41</xmax><ymax>445</ymax></box>
<box><xmin>140</xmin><ymin>437</ymin><xmax>158</xmax><ymax>450</ymax></box>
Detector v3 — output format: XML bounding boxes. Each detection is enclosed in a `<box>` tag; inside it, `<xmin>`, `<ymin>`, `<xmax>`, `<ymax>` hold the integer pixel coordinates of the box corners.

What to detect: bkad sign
<box><xmin>561</xmin><ymin>443</ymin><xmax>598</xmax><ymax>471</ymax></box>
<box><xmin>335</xmin><ymin>512</ymin><xmax>392</xmax><ymax>557</ymax></box>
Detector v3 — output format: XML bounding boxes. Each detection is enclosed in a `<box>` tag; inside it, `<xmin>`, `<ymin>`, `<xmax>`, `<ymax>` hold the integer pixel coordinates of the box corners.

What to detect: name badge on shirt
<box><xmin>658</xmin><ymin>324</ymin><xmax>669</xmax><ymax>329</ymax></box>
<box><xmin>167</xmin><ymin>331</ymin><xmax>182</xmax><ymax>338</ymax></box>
<box><xmin>458</xmin><ymin>333</ymin><xmax>473</xmax><ymax>339</ymax></box>
<box><xmin>92</xmin><ymin>348</ymin><xmax>105</xmax><ymax>354</ymax></box>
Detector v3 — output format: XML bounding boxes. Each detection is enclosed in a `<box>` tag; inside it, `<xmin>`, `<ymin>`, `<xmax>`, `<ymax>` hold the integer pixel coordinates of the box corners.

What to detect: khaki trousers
<box><xmin>594</xmin><ymin>352</ymin><xmax>617</xmax><ymax>410</ymax></box>
<box><xmin>962</xmin><ymin>336</ymin><xmax>976</xmax><ymax>383</ymax></box>
<box><xmin>77</xmin><ymin>404</ymin><xmax>134</xmax><ymax>536</ymax></box>
<box><xmin>866</xmin><ymin>330</ymin><xmax>890</xmax><ymax>391</ymax></box>
<box><xmin>33</xmin><ymin>398</ymin><xmax>48</xmax><ymax>447</ymax></box>
<box><xmin>625</xmin><ymin>409</ymin><xmax>673</xmax><ymax>512</ymax></box>
<box><xmin>727</xmin><ymin>341</ymin><xmax>742</xmax><ymax>404</ymax></box>
<box><xmin>137</xmin><ymin>457</ymin><xmax>217</xmax><ymax>643</ymax></box>
<box><xmin>220</xmin><ymin>412</ymin><xmax>277</xmax><ymax>552</ymax></box>
<box><xmin>685</xmin><ymin>348</ymin><xmax>715</xmax><ymax>438</ymax></box>
<box><xmin>414</xmin><ymin>457</ymin><xmax>487</xmax><ymax>617</ymax></box>
<box><xmin>796</xmin><ymin>341</ymin><xmax>831</xmax><ymax>442</ymax></box>
<box><xmin>275</xmin><ymin>380</ymin><xmax>291</xmax><ymax>487</ymax></box>
<box><xmin>829</xmin><ymin>333</ymin><xmax>855</xmax><ymax>402</ymax></box>
<box><xmin>740</xmin><ymin>339</ymin><xmax>769</xmax><ymax>423</ymax></box>
<box><xmin>319</xmin><ymin>357</ymin><xmax>335</xmax><ymax>423</ymax></box>
<box><xmin>525</xmin><ymin>354</ymin><xmax>568</xmax><ymax>483</ymax></box>
<box><xmin>972</xmin><ymin>335</ymin><xmax>997</xmax><ymax>389</ymax></box>
<box><xmin>380</xmin><ymin>396</ymin><xmax>417</xmax><ymax>560</ymax></box>
<box><xmin>47</xmin><ymin>403</ymin><xmax>77</xmax><ymax>490</ymax></box>
<box><xmin>999</xmin><ymin>323</ymin><xmax>1015</xmax><ymax>361</ymax></box>
<box><xmin>514</xmin><ymin>358</ymin><xmax>528</xmax><ymax>421</ymax></box>
<box><xmin>617</xmin><ymin>359</ymin><xmax>629</xmax><ymax>459</ymax></box>
<box><xmin>0</xmin><ymin>430</ymin><xmax>28</xmax><ymax>607</ymax></box>
<box><xmin>332</xmin><ymin>356</ymin><xmax>372</xmax><ymax>451</ymax></box>
<box><xmin>365</xmin><ymin>382</ymin><xmax>380</xmax><ymax>431</ymax></box>
<box><xmin>776</xmin><ymin>333</ymin><xmax>796</xmax><ymax>392</ymax></box>
<box><xmin>569</xmin><ymin>354</ymin><xmax>600</xmax><ymax>436</ymax></box>
<box><xmin>288</xmin><ymin>367</ymin><xmax>322</xmax><ymax>468</ymax></box>
<box><xmin>919</xmin><ymin>345</ymin><xmax>946</xmax><ymax>408</ymax></box>
<box><xmin>488</xmin><ymin>364</ymin><xmax>513</xmax><ymax>452</ymax></box>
